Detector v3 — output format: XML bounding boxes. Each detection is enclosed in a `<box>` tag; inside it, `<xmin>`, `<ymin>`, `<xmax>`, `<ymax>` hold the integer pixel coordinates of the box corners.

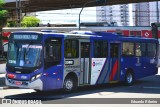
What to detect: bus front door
<box><xmin>109</xmin><ymin>43</ymin><xmax>120</xmax><ymax>82</ymax></box>
<box><xmin>44</xmin><ymin>37</ymin><xmax>63</xmax><ymax>90</ymax></box>
<box><xmin>80</xmin><ymin>42</ymin><xmax>91</xmax><ymax>85</ymax></box>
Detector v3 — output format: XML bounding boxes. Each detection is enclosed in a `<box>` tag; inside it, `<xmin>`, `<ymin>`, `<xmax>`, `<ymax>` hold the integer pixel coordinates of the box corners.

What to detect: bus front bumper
<box><xmin>5</xmin><ymin>78</ymin><xmax>43</xmax><ymax>91</ymax></box>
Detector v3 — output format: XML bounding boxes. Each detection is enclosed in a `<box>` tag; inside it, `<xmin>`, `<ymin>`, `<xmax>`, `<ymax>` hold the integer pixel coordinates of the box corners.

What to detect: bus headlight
<box><xmin>31</xmin><ymin>73</ymin><xmax>42</xmax><ymax>82</ymax></box>
<box><xmin>31</xmin><ymin>76</ymin><xmax>36</xmax><ymax>81</ymax></box>
<box><xmin>36</xmin><ymin>74</ymin><xmax>41</xmax><ymax>78</ymax></box>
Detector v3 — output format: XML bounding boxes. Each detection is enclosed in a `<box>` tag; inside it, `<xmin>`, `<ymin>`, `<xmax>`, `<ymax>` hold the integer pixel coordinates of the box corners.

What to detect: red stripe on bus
<box><xmin>109</xmin><ymin>60</ymin><xmax>118</xmax><ymax>81</ymax></box>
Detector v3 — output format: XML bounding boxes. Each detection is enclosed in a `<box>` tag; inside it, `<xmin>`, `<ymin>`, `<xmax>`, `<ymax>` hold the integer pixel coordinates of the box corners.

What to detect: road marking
<box><xmin>143</xmin><ymin>87</ymin><xmax>160</xmax><ymax>89</ymax></box>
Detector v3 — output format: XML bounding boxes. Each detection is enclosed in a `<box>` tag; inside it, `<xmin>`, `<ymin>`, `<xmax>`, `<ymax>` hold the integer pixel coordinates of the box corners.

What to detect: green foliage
<box><xmin>7</xmin><ymin>21</ymin><xmax>17</xmax><ymax>27</ymax></box>
<box><xmin>21</xmin><ymin>16</ymin><xmax>41</xmax><ymax>27</ymax></box>
<box><xmin>0</xmin><ymin>10</ymin><xmax>7</xmax><ymax>18</ymax></box>
<box><xmin>0</xmin><ymin>0</ymin><xmax>7</xmax><ymax>20</ymax></box>
<box><xmin>0</xmin><ymin>0</ymin><xmax>4</xmax><ymax>7</ymax></box>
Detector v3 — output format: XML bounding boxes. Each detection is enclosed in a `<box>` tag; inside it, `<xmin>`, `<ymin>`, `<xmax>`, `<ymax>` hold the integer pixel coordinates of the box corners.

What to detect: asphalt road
<box><xmin>0</xmin><ymin>73</ymin><xmax>160</xmax><ymax>104</ymax></box>
<box><xmin>0</xmin><ymin>69</ymin><xmax>160</xmax><ymax>104</ymax></box>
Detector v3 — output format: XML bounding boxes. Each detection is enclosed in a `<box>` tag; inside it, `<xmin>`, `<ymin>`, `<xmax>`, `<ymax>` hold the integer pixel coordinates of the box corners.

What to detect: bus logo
<box><xmin>21</xmin><ymin>76</ymin><xmax>27</xmax><ymax>79</ymax></box>
<box><xmin>92</xmin><ymin>62</ymin><xmax>95</xmax><ymax>66</ymax></box>
<box><xmin>92</xmin><ymin>62</ymin><xmax>103</xmax><ymax>67</ymax></box>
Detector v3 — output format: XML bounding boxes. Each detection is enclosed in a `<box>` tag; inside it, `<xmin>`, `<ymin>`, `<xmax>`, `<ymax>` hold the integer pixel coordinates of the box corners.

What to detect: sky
<box><xmin>4</xmin><ymin>0</ymin><xmax>97</xmax><ymax>25</ymax></box>
<box><xmin>36</xmin><ymin>7</ymin><xmax>97</xmax><ymax>25</ymax></box>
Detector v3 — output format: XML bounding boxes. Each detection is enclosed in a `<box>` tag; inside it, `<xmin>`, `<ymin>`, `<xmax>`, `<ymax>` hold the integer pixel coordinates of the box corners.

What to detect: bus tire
<box><xmin>63</xmin><ymin>77</ymin><xmax>77</xmax><ymax>92</ymax></box>
<box><xmin>125</xmin><ymin>71</ymin><xmax>134</xmax><ymax>85</ymax></box>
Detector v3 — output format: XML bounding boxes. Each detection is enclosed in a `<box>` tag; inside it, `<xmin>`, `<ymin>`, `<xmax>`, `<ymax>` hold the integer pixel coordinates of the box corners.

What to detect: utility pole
<box><xmin>16</xmin><ymin>0</ymin><xmax>21</xmax><ymax>27</ymax></box>
<box><xmin>16</xmin><ymin>0</ymin><xmax>18</xmax><ymax>27</ymax></box>
<box><xmin>19</xmin><ymin>0</ymin><xmax>21</xmax><ymax>27</ymax></box>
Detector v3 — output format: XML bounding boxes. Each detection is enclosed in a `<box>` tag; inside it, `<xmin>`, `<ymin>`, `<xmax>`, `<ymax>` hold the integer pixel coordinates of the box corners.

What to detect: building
<box><xmin>29</xmin><ymin>1</ymin><xmax>160</xmax><ymax>26</ymax></box>
<box><xmin>96</xmin><ymin>1</ymin><xmax>160</xmax><ymax>26</ymax></box>
<box><xmin>96</xmin><ymin>4</ymin><xmax>133</xmax><ymax>26</ymax></box>
<box><xmin>135</xmin><ymin>1</ymin><xmax>160</xmax><ymax>26</ymax></box>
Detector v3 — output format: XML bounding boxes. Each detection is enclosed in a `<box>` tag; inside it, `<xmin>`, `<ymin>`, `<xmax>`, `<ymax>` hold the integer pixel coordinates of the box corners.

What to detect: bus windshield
<box><xmin>8</xmin><ymin>42</ymin><xmax>42</xmax><ymax>68</ymax></box>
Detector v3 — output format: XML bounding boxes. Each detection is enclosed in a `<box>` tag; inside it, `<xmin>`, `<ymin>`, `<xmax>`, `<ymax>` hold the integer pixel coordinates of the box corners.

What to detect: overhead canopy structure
<box><xmin>4</xmin><ymin>0</ymin><xmax>160</xmax><ymax>12</ymax></box>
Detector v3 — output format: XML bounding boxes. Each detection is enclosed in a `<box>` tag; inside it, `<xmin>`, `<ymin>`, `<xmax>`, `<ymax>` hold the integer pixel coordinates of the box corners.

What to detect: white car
<box><xmin>0</xmin><ymin>57</ymin><xmax>6</xmax><ymax>74</ymax></box>
<box><xmin>0</xmin><ymin>63</ymin><xmax>6</xmax><ymax>74</ymax></box>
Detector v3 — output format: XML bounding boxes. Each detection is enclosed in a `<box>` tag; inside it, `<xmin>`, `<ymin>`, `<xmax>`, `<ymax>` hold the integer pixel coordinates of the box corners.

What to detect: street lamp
<box><xmin>78</xmin><ymin>0</ymin><xmax>107</xmax><ymax>30</ymax></box>
<box><xmin>78</xmin><ymin>1</ymin><xmax>95</xmax><ymax>30</ymax></box>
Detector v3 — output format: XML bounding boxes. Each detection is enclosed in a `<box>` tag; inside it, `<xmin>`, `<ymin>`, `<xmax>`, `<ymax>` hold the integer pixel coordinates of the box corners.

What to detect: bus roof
<box><xmin>11</xmin><ymin>31</ymin><xmax>158</xmax><ymax>43</ymax></box>
<box><xmin>90</xmin><ymin>31</ymin><xmax>158</xmax><ymax>42</ymax></box>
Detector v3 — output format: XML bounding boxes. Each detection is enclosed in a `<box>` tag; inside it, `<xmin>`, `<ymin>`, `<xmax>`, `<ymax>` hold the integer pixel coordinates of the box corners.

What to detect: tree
<box><xmin>0</xmin><ymin>0</ymin><xmax>4</xmax><ymax>7</ymax></box>
<box><xmin>0</xmin><ymin>0</ymin><xmax>7</xmax><ymax>27</ymax></box>
<box><xmin>7</xmin><ymin>21</ymin><xmax>17</xmax><ymax>27</ymax></box>
<box><xmin>21</xmin><ymin>16</ymin><xmax>41</xmax><ymax>27</ymax></box>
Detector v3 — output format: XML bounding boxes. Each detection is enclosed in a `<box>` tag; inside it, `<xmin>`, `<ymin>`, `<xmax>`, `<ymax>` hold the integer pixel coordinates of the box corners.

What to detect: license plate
<box><xmin>15</xmin><ymin>81</ymin><xmax>22</xmax><ymax>85</ymax></box>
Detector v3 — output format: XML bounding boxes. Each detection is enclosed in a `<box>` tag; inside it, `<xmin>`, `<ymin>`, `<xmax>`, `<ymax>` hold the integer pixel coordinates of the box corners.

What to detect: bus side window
<box><xmin>122</xmin><ymin>42</ymin><xmax>134</xmax><ymax>56</ymax></box>
<box><xmin>147</xmin><ymin>43</ymin><xmax>156</xmax><ymax>57</ymax></box>
<box><xmin>65</xmin><ymin>40</ymin><xmax>79</xmax><ymax>58</ymax></box>
<box><xmin>94</xmin><ymin>41</ymin><xmax>108</xmax><ymax>58</ymax></box>
<box><xmin>44</xmin><ymin>38</ymin><xmax>62</xmax><ymax>69</ymax></box>
<box><xmin>135</xmin><ymin>43</ymin><xmax>146</xmax><ymax>57</ymax></box>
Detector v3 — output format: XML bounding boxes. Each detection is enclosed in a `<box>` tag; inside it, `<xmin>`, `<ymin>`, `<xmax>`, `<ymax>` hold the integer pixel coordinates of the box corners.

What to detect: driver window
<box><xmin>44</xmin><ymin>38</ymin><xmax>62</xmax><ymax>69</ymax></box>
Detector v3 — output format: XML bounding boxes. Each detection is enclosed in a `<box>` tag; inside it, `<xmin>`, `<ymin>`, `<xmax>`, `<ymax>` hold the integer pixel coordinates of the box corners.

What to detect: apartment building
<box><xmin>135</xmin><ymin>1</ymin><xmax>160</xmax><ymax>26</ymax></box>
<box><xmin>96</xmin><ymin>4</ymin><xmax>131</xmax><ymax>26</ymax></box>
<box><xmin>96</xmin><ymin>1</ymin><xmax>160</xmax><ymax>26</ymax></box>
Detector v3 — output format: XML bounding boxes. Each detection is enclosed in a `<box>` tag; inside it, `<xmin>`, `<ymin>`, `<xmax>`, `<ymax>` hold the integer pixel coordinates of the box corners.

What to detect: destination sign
<box><xmin>13</xmin><ymin>34</ymin><xmax>38</xmax><ymax>40</ymax></box>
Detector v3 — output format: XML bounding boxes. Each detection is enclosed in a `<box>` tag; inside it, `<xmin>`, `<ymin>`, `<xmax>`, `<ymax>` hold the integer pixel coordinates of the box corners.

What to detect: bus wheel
<box><xmin>125</xmin><ymin>72</ymin><xmax>134</xmax><ymax>85</ymax></box>
<box><xmin>63</xmin><ymin>78</ymin><xmax>75</xmax><ymax>92</ymax></box>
